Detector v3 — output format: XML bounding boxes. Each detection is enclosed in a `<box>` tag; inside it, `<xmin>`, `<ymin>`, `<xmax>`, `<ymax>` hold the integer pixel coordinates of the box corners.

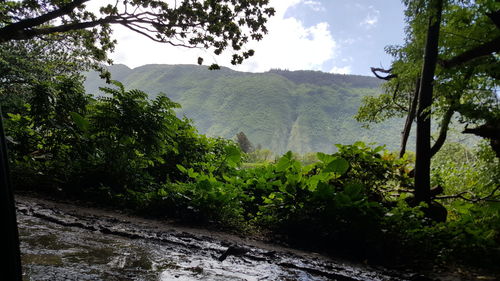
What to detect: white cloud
<box><xmin>303</xmin><ymin>0</ymin><xmax>326</xmax><ymax>12</ymax></box>
<box><xmin>330</xmin><ymin>65</ymin><xmax>352</xmax><ymax>74</ymax></box>
<box><xmin>106</xmin><ymin>0</ymin><xmax>338</xmax><ymax>73</ymax></box>
<box><xmin>359</xmin><ymin>6</ymin><xmax>380</xmax><ymax>29</ymax></box>
<box><xmin>234</xmin><ymin>18</ymin><xmax>336</xmax><ymax>72</ymax></box>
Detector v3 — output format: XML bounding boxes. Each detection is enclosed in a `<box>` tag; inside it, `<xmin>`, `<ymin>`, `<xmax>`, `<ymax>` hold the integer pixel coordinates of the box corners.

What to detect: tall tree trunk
<box><xmin>414</xmin><ymin>0</ymin><xmax>444</xmax><ymax>204</ymax></box>
<box><xmin>0</xmin><ymin>106</ymin><xmax>23</xmax><ymax>281</ymax></box>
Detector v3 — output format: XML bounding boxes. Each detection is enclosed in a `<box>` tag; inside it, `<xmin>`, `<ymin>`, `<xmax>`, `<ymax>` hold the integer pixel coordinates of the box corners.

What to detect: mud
<box><xmin>15</xmin><ymin>195</ymin><xmax>429</xmax><ymax>281</ymax></box>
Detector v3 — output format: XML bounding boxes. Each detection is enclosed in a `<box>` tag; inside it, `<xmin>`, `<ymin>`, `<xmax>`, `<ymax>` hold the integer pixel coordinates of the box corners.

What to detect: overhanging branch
<box><xmin>370</xmin><ymin>67</ymin><xmax>397</xmax><ymax>80</ymax></box>
<box><xmin>0</xmin><ymin>0</ymin><xmax>90</xmax><ymax>42</ymax></box>
<box><xmin>439</xmin><ymin>36</ymin><xmax>500</xmax><ymax>69</ymax></box>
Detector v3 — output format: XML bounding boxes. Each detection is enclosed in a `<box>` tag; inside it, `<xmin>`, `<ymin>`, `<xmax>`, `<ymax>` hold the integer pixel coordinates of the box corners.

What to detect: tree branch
<box><xmin>18</xmin><ymin>18</ymin><xmax>115</xmax><ymax>39</ymax></box>
<box><xmin>0</xmin><ymin>0</ymin><xmax>90</xmax><ymax>42</ymax></box>
<box><xmin>435</xmin><ymin>185</ymin><xmax>500</xmax><ymax>203</ymax></box>
<box><xmin>430</xmin><ymin>105</ymin><xmax>454</xmax><ymax>157</ymax></box>
<box><xmin>439</xmin><ymin>36</ymin><xmax>500</xmax><ymax>69</ymax></box>
<box><xmin>399</xmin><ymin>78</ymin><xmax>420</xmax><ymax>158</ymax></box>
<box><xmin>370</xmin><ymin>67</ymin><xmax>397</xmax><ymax>80</ymax></box>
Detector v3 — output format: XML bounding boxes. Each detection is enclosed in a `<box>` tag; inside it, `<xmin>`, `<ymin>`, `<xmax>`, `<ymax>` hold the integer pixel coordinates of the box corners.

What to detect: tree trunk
<box><xmin>414</xmin><ymin>0</ymin><xmax>444</xmax><ymax>204</ymax></box>
<box><xmin>0</xmin><ymin>106</ymin><xmax>23</xmax><ymax>281</ymax></box>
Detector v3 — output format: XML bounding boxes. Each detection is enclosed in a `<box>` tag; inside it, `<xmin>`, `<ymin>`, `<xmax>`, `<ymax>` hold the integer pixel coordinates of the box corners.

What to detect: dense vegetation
<box><xmin>4</xmin><ymin>75</ymin><xmax>499</xmax><ymax>269</ymax></box>
<box><xmin>84</xmin><ymin>64</ymin><xmax>414</xmax><ymax>154</ymax></box>
<box><xmin>357</xmin><ymin>0</ymin><xmax>499</xmax><ymax>204</ymax></box>
<box><xmin>1</xmin><ymin>0</ymin><xmax>499</xmax><ymax>278</ymax></box>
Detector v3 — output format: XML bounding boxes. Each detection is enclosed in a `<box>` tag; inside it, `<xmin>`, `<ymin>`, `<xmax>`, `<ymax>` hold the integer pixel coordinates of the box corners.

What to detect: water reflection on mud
<box><xmin>17</xmin><ymin>199</ymin><xmax>407</xmax><ymax>281</ymax></box>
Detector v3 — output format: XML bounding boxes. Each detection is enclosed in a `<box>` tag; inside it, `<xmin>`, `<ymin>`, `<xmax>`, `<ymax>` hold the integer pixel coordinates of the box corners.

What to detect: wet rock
<box><xmin>410</xmin><ymin>274</ymin><xmax>439</xmax><ymax>281</ymax></box>
<box><xmin>218</xmin><ymin>245</ymin><xmax>251</xmax><ymax>261</ymax></box>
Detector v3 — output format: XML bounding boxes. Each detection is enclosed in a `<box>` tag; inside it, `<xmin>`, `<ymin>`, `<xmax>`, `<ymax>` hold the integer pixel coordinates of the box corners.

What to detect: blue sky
<box><xmin>109</xmin><ymin>0</ymin><xmax>406</xmax><ymax>76</ymax></box>
<box><xmin>285</xmin><ymin>0</ymin><xmax>406</xmax><ymax>75</ymax></box>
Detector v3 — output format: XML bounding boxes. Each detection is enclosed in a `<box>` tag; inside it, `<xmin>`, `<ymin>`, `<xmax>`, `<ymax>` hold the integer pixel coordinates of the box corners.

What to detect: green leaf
<box><xmin>225</xmin><ymin>145</ymin><xmax>241</xmax><ymax>167</ymax></box>
<box><xmin>69</xmin><ymin>111</ymin><xmax>89</xmax><ymax>131</ymax></box>
<box><xmin>324</xmin><ymin>157</ymin><xmax>350</xmax><ymax>175</ymax></box>
<box><xmin>343</xmin><ymin>182</ymin><xmax>364</xmax><ymax>200</ymax></box>
<box><xmin>315</xmin><ymin>182</ymin><xmax>333</xmax><ymax>199</ymax></box>
<box><xmin>7</xmin><ymin>113</ymin><xmax>22</xmax><ymax>121</ymax></box>
<box><xmin>317</xmin><ymin>152</ymin><xmax>335</xmax><ymax>163</ymax></box>
<box><xmin>307</xmin><ymin>175</ymin><xmax>320</xmax><ymax>191</ymax></box>
<box><xmin>335</xmin><ymin>193</ymin><xmax>351</xmax><ymax>206</ymax></box>
<box><xmin>176</xmin><ymin>164</ymin><xmax>187</xmax><ymax>173</ymax></box>
<box><xmin>276</xmin><ymin>155</ymin><xmax>291</xmax><ymax>172</ymax></box>
<box><xmin>157</xmin><ymin>188</ymin><xmax>168</xmax><ymax>197</ymax></box>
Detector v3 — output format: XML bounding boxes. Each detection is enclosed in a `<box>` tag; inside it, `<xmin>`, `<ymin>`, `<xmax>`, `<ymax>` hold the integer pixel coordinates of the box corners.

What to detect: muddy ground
<box><xmin>15</xmin><ymin>195</ymin><xmax>497</xmax><ymax>281</ymax></box>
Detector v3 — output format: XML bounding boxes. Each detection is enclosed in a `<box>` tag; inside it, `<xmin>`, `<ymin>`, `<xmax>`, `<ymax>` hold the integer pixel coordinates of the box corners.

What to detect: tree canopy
<box><xmin>0</xmin><ymin>0</ymin><xmax>275</xmax><ymax>68</ymax></box>
<box><xmin>355</xmin><ymin>0</ymin><xmax>499</xmax><ymax>204</ymax></box>
<box><xmin>357</xmin><ymin>0</ymin><xmax>499</xmax><ymax>156</ymax></box>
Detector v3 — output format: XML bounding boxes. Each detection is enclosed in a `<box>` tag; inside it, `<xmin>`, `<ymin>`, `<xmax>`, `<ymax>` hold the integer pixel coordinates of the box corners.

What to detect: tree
<box><xmin>0</xmin><ymin>1</ymin><xmax>275</xmax><ymax>279</ymax></box>
<box><xmin>0</xmin><ymin>37</ymin><xmax>106</xmax><ymax>117</ymax></box>
<box><xmin>356</xmin><ymin>0</ymin><xmax>500</xmax><ymax>204</ymax></box>
<box><xmin>236</xmin><ymin>131</ymin><xmax>254</xmax><ymax>153</ymax></box>
<box><xmin>414</xmin><ymin>0</ymin><xmax>443</xmax><ymax>204</ymax></box>
<box><xmin>0</xmin><ymin>0</ymin><xmax>275</xmax><ymax>67</ymax></box>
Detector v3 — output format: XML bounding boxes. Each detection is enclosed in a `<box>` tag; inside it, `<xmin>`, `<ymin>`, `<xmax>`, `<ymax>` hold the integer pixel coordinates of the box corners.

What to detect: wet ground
<box><xmin>14</xmin><ymin>195</ymin><xmax>479</xmax><ymax>281</ymax></box>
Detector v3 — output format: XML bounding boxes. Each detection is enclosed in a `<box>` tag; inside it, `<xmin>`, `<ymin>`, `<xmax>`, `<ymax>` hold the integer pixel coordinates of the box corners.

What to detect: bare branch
<box><xmin>430</xmin><ymin>105</ymin><xmax>454</xmax><ymax>157</ymax></box>
<box><xmin>370</xmin><ymin>67</ymin><xmax>397</xmax><ymax>80</ymax></box>
<box><xmin>400</xmin><ymin>78</ymin><xmax>420</xmax><ymax>158</ymax></box>
<box><xmin>435</xmin><ymin>185</ymin><xmax>500</xmax><ymax>203</ymax></box>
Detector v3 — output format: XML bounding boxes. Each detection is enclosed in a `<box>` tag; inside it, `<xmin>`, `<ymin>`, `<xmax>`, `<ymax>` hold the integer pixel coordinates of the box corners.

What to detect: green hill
<box><xmin>84</xmin><ymin>64</ymin><xmax>410</xmax><ymax>154</ymax></box>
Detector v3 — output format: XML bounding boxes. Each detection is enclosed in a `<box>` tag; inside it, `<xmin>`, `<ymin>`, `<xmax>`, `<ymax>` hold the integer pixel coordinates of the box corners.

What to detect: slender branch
<box><xmin>399</xmin><ymin>78</ymin><xmax>420</xmax><ymax>158</ymax></box>
<box><xmin>440</xmin><ymin>30</ymin><xmax>486</xmax><ymax>43</ymax></box>
<box><xmin>370</xmin><ymin>67</ymin><xmax>397</xmax><ymax>80</ymax></box>
<box><xmin>435</xmin><ymin>185</ymin><xmax>500</xmax><ymax>203</ymax></box>
<box><xmin>121</xmin><ymin>22</ymin><xmax>198</xmax><ymax>48</ymax></box>
<box><xmin>430</xmin><ymin>106</ymin><xmax>454</xmax><ymax>157</ymax></box>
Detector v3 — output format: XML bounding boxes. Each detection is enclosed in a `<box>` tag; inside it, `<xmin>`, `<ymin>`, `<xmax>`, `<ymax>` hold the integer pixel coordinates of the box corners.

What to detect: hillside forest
<box><xmin>85</xmin><ymin>64</ymin><xmax>411</xmax><ymax>154</ymax></box>
<box><xmin>0</xmin><ymin>0</ymin><xmax>499</xmax><ymax>280</ymax></box>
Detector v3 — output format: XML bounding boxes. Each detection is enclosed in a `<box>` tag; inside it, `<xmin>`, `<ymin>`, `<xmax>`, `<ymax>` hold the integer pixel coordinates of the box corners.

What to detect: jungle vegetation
<box><xmin>0</xmin><ymin>0</ymin><xmax>499</xmax><ymax>278</ymax></box>
<box><xmin>84</xmin><ymin>63</ymin><xmax>413</xmax><ymax>154</ymax></box>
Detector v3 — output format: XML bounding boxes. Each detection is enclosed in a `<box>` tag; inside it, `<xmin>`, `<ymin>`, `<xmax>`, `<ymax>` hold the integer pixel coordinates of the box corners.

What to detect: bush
<box><xmin>5</xmin><ymin>79</ymin><xmax>236</xmax><ymax>199</ymax></box>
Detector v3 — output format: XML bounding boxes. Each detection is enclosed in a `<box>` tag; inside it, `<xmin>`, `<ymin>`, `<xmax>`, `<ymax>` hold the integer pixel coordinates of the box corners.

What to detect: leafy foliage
<box><xmin>5</xmin><ymin>78</ymin><xmax>235</xmax><ymax>197</ymax></box>
<box><xmin>356</xmin><ymin>0</ymin><xmax>499</xmax><ymax>152</ymax></box>
<box><xmin>0</xmin><ymin>0</ymin><xmax>275</xmax><ymax>67</ymax></box>
<box><xmin>6</xmin><ymin>77</ymin><xmax>500</xmax><ymax>267</ymax></box>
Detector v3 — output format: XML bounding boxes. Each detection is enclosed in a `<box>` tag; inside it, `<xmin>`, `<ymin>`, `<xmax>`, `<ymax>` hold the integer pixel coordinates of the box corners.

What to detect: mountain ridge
<box><xmin>84</xmin><ymin>64</ymin><xmax>408</xmax><ymax>154</ymax></box>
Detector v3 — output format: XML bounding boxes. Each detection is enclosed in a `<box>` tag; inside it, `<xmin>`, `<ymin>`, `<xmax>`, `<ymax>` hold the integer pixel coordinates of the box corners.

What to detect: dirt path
<box><xmin>15</xmin><ymin>194</ymin><xmax>497</xmax><ymax>281</ymax></box>
<box><xmin>16</xmin><ymin>194</ymin><xmax>413</xmax><ymax>281</ymax></box>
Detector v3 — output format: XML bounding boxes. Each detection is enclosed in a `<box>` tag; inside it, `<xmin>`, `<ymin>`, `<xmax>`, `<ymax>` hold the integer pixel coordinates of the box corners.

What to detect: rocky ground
<box><xmin>15</xmin><ymin>195</ymin><xmax>498</xmax><ymax>281</ymax></box>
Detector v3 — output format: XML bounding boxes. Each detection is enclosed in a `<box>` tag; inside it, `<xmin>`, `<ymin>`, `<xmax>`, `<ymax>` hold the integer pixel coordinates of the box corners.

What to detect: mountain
<box><xmin>84</xmin><ymin>64</ymin><xmax>410</xmax><ymax>154</ymax></box>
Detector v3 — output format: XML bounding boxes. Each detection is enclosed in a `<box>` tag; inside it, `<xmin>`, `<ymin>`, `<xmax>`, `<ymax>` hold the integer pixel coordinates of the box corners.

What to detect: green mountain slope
<box><xmin>84</xmin><ymin>64</ymin><xmax>409</xmax><ymax>154</ymax></box>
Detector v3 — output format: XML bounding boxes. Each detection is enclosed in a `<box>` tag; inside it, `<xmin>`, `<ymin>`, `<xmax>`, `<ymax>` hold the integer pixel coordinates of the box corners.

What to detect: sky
<box><xmin>107</xmin><ymin>0</ymin><xmax>406</xmax><ymax>76</ymax></box>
